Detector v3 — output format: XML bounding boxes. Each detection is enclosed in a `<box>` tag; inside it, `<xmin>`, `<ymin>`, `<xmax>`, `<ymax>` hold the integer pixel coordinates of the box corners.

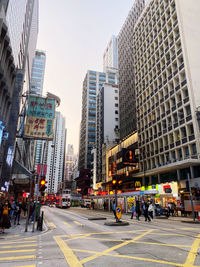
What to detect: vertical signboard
<box><xmin>24</xmin><ymin>95</ymin><xmax>56</xmax><ymax>140</ymax></box>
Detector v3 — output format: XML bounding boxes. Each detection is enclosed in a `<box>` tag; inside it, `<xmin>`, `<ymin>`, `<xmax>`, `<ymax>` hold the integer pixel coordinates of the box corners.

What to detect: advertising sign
<box><xmin>122</xmin><ymin>148</ymin><xmax>138</xmax><ymax>165</ymax></box>
<box><xmin>24</xmin><ymin>95</ymin><xmax>56</xmax><ymax>140</ymax></box>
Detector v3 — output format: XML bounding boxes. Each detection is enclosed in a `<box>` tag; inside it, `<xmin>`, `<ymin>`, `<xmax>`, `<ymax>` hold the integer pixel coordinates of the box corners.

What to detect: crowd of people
<box><xmin>0</xmin><ymin>197</ymin><xmax>34</xmax><ymax>234</ymax></box>
<box><xmin>129</xmin><ymin>200</ymin><xmax>154</xmax><ymax>222</ymax></box>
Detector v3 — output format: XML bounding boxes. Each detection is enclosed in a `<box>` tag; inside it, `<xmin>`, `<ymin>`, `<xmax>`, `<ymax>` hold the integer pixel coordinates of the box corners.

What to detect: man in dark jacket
<box><xmin>143</xmin><ymin>201</ymin><xmax>151</xmax><ymax>222</ymax></box>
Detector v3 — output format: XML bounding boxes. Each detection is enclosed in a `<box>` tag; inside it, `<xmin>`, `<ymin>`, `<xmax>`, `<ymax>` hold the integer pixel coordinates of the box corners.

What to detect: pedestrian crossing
<box><xmin>0</xmin><ymin>238</ymin><xmax>37</xmax><ymax>266</ymax></box>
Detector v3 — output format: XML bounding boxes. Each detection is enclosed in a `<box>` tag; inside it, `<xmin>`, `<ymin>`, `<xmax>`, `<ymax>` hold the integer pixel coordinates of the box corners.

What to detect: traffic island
<box><xmin>104</xmin><ymin>221</ymin><xmax>129</xmax><ymax>226</ymax></box>
<box><xmin>181</xmin><ymin>220</ymin><xmax>200</xmax><ymax>224</ymax></box>
<box><xmin>88</xmin><ymin>217</ymin><xmax>107</xmax><ymax>220</ymax></box>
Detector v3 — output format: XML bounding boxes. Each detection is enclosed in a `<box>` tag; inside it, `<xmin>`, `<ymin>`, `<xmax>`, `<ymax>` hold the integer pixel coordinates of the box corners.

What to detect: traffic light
<box><xmin>112</xmin><ymin>177</ymin><xmax>117</xmax><ymax>189</ymax></box>
<box><xmin>112</xmin><ymin>176</ymin><xmax>123</xmax><ymax>190</ymax></box>
<box><xmin>39</xmin><ymin>177</ymin><xmax>47</xmax><ymax>192</ymax></box>
<box><xmin>118</xmin><ymin>178</ymin><xmax>123</xmax><ymax>190</ymax></box>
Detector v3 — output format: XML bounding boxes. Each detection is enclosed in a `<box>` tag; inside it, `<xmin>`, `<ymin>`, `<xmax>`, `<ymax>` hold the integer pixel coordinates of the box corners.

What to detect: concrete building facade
<box><xmin>118</xmin><ymin>0</ymin><xmax>146</xmax><ymax>139</ymax></box>
<box><xmin>45</xmin><ymin>112</ymin><xmax>66</xmax><ymax>194</ymax></box>
<box><xmin>133</xmin><ymin>0</ymin><xmax>200</xmax><ymax>189</ymax></box>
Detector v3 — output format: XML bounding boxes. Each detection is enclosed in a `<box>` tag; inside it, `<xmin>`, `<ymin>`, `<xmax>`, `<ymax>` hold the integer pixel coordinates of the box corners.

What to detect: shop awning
<box><xmin>12</xmin><ymin>159</ymin><xmax>32</xmax><ymax>176</ymax></box>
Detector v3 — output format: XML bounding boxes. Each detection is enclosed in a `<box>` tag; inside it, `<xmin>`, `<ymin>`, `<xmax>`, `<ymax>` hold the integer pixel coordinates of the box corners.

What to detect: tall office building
<box><xmin>30</xmin><ymin>50</ymin><xmax>46</xmax><ymax>95</ymax></box>
<box><xmin>118</xmin><ymin>0</ymin><xmax>146</xmax><ymax>139</ymax></box>
<box><xmin>133</xmin><ymin>0</ymin><xmax>200</xmax><ymax>189</ymax></box>
<box><xmin>0</xmin><ymin>0</ymin><xmax>39</xmax><ymax>189</ymax></box>
<box><xmin>103</xmin><ymin>35</ymin><xmax>118</xmax><ymax>72</ymax></box>
<box><xmin>45</xmin><ymin>112</ymin><xmax>66</xmax><ymax>194</ymax></box>
<box><xmin>30</xmin><ymin>50</ymin><xmax>46</xmax><ymax>171</ymax></box>
<box><xmin>93</xmin><ymin>83</ymin><xmax>119</xmax><ymax>187</ymax></box>
<box><xmin>79</xmin><ymin>70</ymin><xmax>118</xmax><ymax>173</ymax></box>
<box><xmin>64</xmin><ymin>145</ymin><xmax>77</xmax><ymax>185</ymax></box>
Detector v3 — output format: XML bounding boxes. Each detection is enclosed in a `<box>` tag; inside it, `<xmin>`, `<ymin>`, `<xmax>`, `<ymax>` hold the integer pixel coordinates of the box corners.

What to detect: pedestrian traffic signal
<box><xmin>39</xmin><ymin>177</ymin><xmax>47</xmax><ymax>192</ymax></box>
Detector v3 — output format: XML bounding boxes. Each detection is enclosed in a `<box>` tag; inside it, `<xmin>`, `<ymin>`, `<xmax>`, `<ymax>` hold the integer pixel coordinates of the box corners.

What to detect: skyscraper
<box><xmin>64</xmin><ymin>145</ymin><xmax>77</xmax><ymax>187</ymax></box>
<box><xmin>94</xmin><ymin>83</ymin><xmax>119</xmax><ymax>187</ymax></box>
<box><xmin>103</xmin><ymin>35</ymin><xmax>118</xmax><ymax>72</ymax></box>
<box><xmin>45</xmin><ymin>112</ymin><xmax>66</xmax><ymax>194</ymax></box>
<box><xmin>133</xmin><ymin>0</ymin><xmax>200</xmax><ymax>188</ymax></box>
<box><xmin>30</xmin><ymin>50</ymin><xmax>46</xmax><ymax>95</ymax></box>
<box><xmin>0</xmin><ymin>0</ymin><xmax>39</xmax><ymax>189</ymax></box>
<box><xmin>118</xmin><ymin>0</ymin><xmax>146</xmax><ymax>139</ymax></box>
<box><xmin>79</xmin><ymin>70</ymin><xmax>118</xmax><ymax>172</ymax></box>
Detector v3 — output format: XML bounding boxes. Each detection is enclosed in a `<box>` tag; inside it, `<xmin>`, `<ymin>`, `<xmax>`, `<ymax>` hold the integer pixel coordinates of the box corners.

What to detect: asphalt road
<box><xmin>0</xmin><ymin>206</ymin><xmax>200</xmax><ymax>267</ymax></box>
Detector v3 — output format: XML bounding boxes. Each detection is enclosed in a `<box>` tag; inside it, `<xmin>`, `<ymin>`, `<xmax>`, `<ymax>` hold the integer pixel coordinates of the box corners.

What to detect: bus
<box><xmin>56</xmin><ymin>189</ymin><xmax>71</xmax><ymax>208</ymax></box>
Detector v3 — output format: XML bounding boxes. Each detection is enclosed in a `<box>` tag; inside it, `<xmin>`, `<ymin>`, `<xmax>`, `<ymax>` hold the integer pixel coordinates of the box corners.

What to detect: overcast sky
<box><xmin>37</xmin><ymin>0</ymin><xmax>134</xmax><ymax>153</ymax></box>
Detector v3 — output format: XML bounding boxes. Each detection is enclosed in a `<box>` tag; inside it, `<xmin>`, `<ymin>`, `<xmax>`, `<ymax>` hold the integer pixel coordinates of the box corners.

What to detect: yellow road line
<box><xmin>134</xmin><ymin>241</ymin><xmax>191</xmax><ymax>248</ymax></box>
<box><xmin>54</xmin><ymin>236</ymin><xmax>82</xmax><ymax>267</ymax></box>
<box><xmin>13</xmin><ymin>265</ymin><xmax>36</xmax><ymax>267</ymax></box>
<box><xmin>63</xmin><ymin>221</ymin><xmax>71</xmax><ymax>227</ymax></box>
<box><xmin>0</xmin><ymin>249</ymin><xmax>36</xmax><ymax>254</ymax></box>
<box><xmin>183</xmin><ymin>232</ymin><xmax>200</xmax><ymax>266</ymax></box>
<box><xmin>2</xmin><ymin>244</ymin><xmax>37</xmax><ymax>249</ymax></box>
<box><xmin>108</xmin><ymin>253</ymin><xmax>184</xmax><ymax>266</ymax></box>
<box><xmin>73</xmin><ymin>221</ymin><xmax>83</xmax><ymax>226</ymax></box>
<box><xmin>81</xmin><ymin>229</ymin><xmax>154</xmax><ymax>264</ymax></box>
<box><xmin>1</xmin><ymin>234</ymin><xmax>20</xmax><ymax>239</ymax></box>
<box><xmin>151</xmin><ymin>233</ymin><xmax>185</xmax><ymax>237</ymax></box>
<box><xmin>0</xmin><ymin>255</ymin><xmax>36</xmax><ymax>261</ymax></box>
<box><xmin>0</xmin><ymin>240</ymin><xmax>36</xmax><ymax>245</ymax></box>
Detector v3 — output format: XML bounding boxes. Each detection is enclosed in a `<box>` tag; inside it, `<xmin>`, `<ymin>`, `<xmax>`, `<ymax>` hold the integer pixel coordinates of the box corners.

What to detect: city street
<box><xmin>0</xmin><ymin>207</ymin><xmax>200</xmax><ymax>267</ymax></box>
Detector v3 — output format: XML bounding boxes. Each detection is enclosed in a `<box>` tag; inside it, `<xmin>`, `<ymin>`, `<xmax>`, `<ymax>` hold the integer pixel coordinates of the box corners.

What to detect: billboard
<box><xmin>24</xmin><ymin>95</ymin><xmax>56</xmax><ymax>140</ymax></box>
<box><xmin>122</xmin><ymin>148</ymin><xmax>138</xmax><ymax>165</ymax></box>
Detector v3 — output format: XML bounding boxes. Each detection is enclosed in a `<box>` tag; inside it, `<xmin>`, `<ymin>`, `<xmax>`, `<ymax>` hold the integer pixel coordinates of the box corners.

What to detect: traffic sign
<box><xmin>116</xmin><ymin>206</ymin><xmax>122</xmax><ymax>220</ymax></box>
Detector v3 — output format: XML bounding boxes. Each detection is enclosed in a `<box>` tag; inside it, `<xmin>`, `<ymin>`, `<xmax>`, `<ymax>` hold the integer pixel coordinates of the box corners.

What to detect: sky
<box><xmin>37</xmin><ymin>0</ymin><xmax>134</xmax><ymax>153</ymax></box>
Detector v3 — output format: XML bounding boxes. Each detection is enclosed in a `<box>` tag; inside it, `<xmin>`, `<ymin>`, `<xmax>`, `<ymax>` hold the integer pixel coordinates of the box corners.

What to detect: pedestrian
<box><xmin>10</xmin><ymin>200</ymin><xmax>16</xmax><ymax>221</ymax></box>
<box><xmin>143</xmin><ymin>201</ymin><xmax>151</xmax><ymax>222</ymax></box>
<box><xmin>135</xmin><ymin>200</ymin><xmax>141</xmax><ymax>220</ymax></box>
<box><xmin>148</xmin><ymin>201</ymin><xmax>154</xmax><ymax>220</ymax></box>
<box><xmin>168</xmin><ymin>203</ymin><xmax>171</xmax><ymax>217</ymax></box>
<box><xmin>0</xmin><ymin>201</ymin><xmax>11</xmax><ymax>233</ymax></box>
<box><xmin>130</xmin><ymin>202</ymin><xmax>135</xmax><ymax>219</ymax></box>
<box><xmin>112</xmin><ymin>200</ymin><xmax>118</xmax><ymax>221</ymax></box>
<box><xmin>22</xmin><ymin>202</ymin><xmax>27</xmax><ymax>217</ymax></box>
<box><xmin>14</xmin><ymin>202</ymin><xmax>22</xmax><ymax>225</ymax></box>
<box><xmin>103</xmin><ymin>201</ymin><xmax>106</xmax><ymax>210</ymax></box>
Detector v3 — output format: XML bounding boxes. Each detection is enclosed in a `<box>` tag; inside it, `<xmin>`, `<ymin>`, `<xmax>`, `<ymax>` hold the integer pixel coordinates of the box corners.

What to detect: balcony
<box><xmin>179</xmin><ymin>119</ymin><xmax>185</xmax><ymax>125</ymax></box>
<box><xmin>168</xmin><ymin>126</ymin><xmax>172</xmax><ymax>131</ymax></box>
<box><xmin>166</xmin><ymin>110</ymin><xmax>170</xmax><ymax>115</ymax></box>
<box><xmin>172</xmin><ymin>105</ymin><xmax>176</xmax><ymax>112</ymax></box>
<box><xmin>165</xmin><ymin>145</ymin><xmax>169</xmax><ymax>150</ymax></box>
<box><xmin>174</xmin><ymin>122</ymin><xmax>178</xmax><ymax>128</ymax></box>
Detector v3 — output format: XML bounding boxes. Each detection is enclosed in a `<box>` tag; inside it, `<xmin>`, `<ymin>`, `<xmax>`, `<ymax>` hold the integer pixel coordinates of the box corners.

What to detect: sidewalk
<box><xmin>0</xmin><ymin>215</ymin><xmax>47</xmax><ymax>239</ymax></box>
<box><xmin>72</xmin><ymin>207</ymin><xmax>200</xmax><ymax>223</ymax></box>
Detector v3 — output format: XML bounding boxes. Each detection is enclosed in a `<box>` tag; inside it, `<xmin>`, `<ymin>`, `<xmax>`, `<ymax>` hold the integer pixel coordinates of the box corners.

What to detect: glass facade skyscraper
<box><xmin>79</xmin><ymin>70</ymin><xmax>118</xmax><ymax>171</ymax></box>
<box><xmin>30</xmin><ymin>50</ymin><xmax>46</xmax><ymax>95</ymax></box>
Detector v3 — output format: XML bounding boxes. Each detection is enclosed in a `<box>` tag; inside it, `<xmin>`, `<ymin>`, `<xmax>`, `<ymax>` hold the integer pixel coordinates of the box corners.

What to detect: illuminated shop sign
<box><xmin>122</xmin><ymin>149</ymin><xmax>138</xmax><ymax>165</ymax></box>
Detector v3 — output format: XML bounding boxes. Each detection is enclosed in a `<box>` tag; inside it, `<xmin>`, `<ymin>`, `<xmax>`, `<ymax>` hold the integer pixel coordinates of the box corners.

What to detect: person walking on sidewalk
<box><xmin>0</xmin><ymin>201</ymin><xmax>11</xmax><ymax>233</ymax></box>
<box><xmin>143</xmin><ymin>201</ymin><xmax>151</xmax><ymax>222</ymax></box>
<box><xmin>135</xmin><ymin>200</ymin><xmax>141</xmax><ymax>221</ymax></box>
<box><xmin>14</xmin><ymin>202</ymin><xmax>22</xmax><ymax>225</ymax></box>
<box><xmin>130</xmin><ymin>202</ymin><xmax>136</xmax><ymax>219</ymax></box>
<box><xmin>148</xmin><ymin>201</ymin><xmax>154</xmax><ymax>220</ymax></box>
<box><xmin>112</xmin><ymin>200</ymin><xmax>118</xmax><ymax>221</ymax></box>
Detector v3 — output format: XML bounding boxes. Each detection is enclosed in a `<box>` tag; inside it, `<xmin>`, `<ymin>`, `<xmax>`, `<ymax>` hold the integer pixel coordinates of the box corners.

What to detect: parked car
<box><xmin>155</xmin><ymin>204</ymin><xmax>169</xmax><ymax>217</ymax></box>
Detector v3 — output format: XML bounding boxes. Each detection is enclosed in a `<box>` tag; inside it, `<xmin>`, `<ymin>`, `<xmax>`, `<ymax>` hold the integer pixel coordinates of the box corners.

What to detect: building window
<box><xmin>115</xmin><ymin>103</ymin><xmax>118</xmax><ymax>107</ymax></box>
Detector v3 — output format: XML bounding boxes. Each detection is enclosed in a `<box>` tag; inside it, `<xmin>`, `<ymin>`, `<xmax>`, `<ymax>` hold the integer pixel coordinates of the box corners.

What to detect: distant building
<box><xmin>103</xmin><ymin>35</ymin><xmax>118</xmax><ymax>72</ymax></box>
<box><xmin>64</xmin><ymin>145</ymin><xmax>77</xmax><ymax>188</ymax></box>
<box><xmin>45</xmin><ymin>112</ymin><xmax>66</xmax><ymax>193</ymax></box>
<box><xmin>94</xmin><ymin>83</ymin><xmax>119</xmax><ymax>187</ymax></box>
<box><xmin>30</xmin><ymin>50</ymin><xmax>46</xmax><ymax>95</ymax></box>
<box><xmin>78</xmin><ymin>70</ymin><xmax>118</xmax><ymax>172</ymax></box>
